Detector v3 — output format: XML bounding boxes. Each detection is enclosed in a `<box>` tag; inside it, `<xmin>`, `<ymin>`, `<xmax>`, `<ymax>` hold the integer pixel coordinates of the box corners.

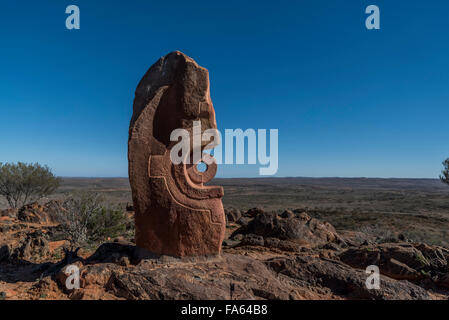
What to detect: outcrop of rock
<box><xmin>1</xmin><ymin>213</ymin><xmax>448</xmax><ymax>300</ymax></box>
<box><xmin>33</xmin><ymin>244</ymin><xmax>435</xmax><ymax>300</ymax></box>
<box><xmin>232</xmin><ymin>210</ymin><xmax>345</xmax><ymax>248</ymax></box>
<box><xmin>339</xmin><ymin>242</ymin><xmax>449</xmax><ymax>288</ymax></box>
<box><xmin>17</xmin><ymin>201</ymin><xmax>63</xmax><ymax>224</ymax></box>
<box><xmin>0</xmin><ymin>212</ymin><xmax>69</xmax><ymax>265</ymax></box>
<box><xmin>225</xmin><ymin>208</ymin><xmax>241</xmax><ymax>223</ymax></box>
<box><xmin>128</xmin><ymin>51</ymin><xmax>225</xmax><ymax>257</ymax></box>
<box><xmin>0</xmin><ymin>208</ymin><xmax>17</xmax><ymax>218</ymax></box>
<box><xmin>0</xmin><ymin>231</ymin><xmax>50</xmax><ymax>263</ymax></box>
<box><xmin>265</xmin><ymin>255</ymin><xmax>431</xmax><ymax>300</ymax></box>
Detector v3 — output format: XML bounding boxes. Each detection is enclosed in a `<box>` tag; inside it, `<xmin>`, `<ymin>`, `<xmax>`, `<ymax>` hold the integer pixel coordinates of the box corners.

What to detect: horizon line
<box><xmin>58</xmin><ymin>176</ymin><xmax>443</xmax><ymax>180</ymax></box>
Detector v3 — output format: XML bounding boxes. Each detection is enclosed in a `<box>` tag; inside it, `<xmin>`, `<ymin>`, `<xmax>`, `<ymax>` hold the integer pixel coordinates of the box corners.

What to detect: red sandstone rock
<box><xmin>128</xmin><ymin>51</ymin><xmax>225</xmax><ymax>257</ymax></box>
<box><xmin>17</xmin><ymin>201</ymin><xmax>63</xmax><ymax>224</ymax></box>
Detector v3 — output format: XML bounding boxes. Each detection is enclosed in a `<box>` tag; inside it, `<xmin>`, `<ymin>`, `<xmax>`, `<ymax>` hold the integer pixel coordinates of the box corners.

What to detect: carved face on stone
<box><xmin>128</xmin><ymin>51</ymin><xmax>226</xmax><ymax>257</ymax></box>
<box><xmin>131</xmin><ymin>51</ymin><xmax>219</xmax><ymax>154</ymax></box>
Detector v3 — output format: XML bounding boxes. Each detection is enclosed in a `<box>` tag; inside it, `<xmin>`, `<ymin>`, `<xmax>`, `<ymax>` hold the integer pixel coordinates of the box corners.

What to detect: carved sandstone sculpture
<box><xmin>128</xmin><ymin>51</ymin><xmax>226</xmax><ymax>257</ymax></box>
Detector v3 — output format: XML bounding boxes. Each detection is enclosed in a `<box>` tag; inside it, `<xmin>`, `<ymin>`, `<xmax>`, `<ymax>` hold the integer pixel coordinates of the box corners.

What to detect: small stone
<box><xmin>225</xmin><ymin>208</ymin><xmax>242</xmax><ymax>223</ymax></box>
<box><xmin>119</xmin><ymin>256</ymin><xmax>130</xmax><ymax>267</ymax></box>
<box><xmin>243</xmin><ymin>208</ymin><xmax>264</xmax><ymax>218</ymax></box>
<box><xmin>240</xmin><ymin>234</ymin><xmax>264</xmax><ymax>247</ymax></box>
<box><xmin>280</xmin><ymin>210</ymin><xmax>295</xmax><ymax>219</ymax></box>
<box><xmin>222</xmin><ymin>239</ymin><xmax>240</xmax><ymax>247</ymax></box>
<box><xmin>232</xmin><ymin>234</ymin><xmax>244</xmax><ymax>241</ymax></box>
<box><xmin>237</xmin><ymin>217</ymin><xmax>252</xmax><ymax>227</ymax></box>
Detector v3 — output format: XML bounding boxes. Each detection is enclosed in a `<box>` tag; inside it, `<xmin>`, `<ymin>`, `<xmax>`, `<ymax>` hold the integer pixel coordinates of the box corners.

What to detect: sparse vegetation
<box><xmin>415</xmin><ymin>253</ymin><xmax>429</xmax><ymax>267</ymax></box>
<box><xmin>1</xmin><ymin>177</ymin><xmax>449</xmax><ymax>300</ymax></box>
<box><xmin>216</xmin><ymin>177</ymin><xmax>449</xmax><ymax>247</ymax></box>
<box><xmin>0</xmin><ymin>162</ymin><xmax>60</xmax><ymax>208</ymax></box>
<box><xmin>2</xmin><ymin>176</ymin><xmax>448</xmax><ymax>248</ymax></box>
<box><xmin>357</xmin><ymin>225</ymin><xmax>399</xmax><ymax>243</ymax></box>
<box><xmin>87</xmin><ymin>205</ymin><xmax>127</xmax><ymax>242</ymax></box>
<box><xmin>440</xmin><ymin>158</ymin><xmax>449</xmax><ymax>186</ymax></box>
<box><xmin>60</xmin><ymin>191</ymin><xmax>128</xmax><ymax>249</ymax></box>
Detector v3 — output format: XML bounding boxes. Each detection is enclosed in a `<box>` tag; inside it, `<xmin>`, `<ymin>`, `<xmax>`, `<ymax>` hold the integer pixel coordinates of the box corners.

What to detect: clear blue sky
<box><xmin>0</xmin><ymin>0</ymin><xmax>448</xmax><ymax>178</ymax></box>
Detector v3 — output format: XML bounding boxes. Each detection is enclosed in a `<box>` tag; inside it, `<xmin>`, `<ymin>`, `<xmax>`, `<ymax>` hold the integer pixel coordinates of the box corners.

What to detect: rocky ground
<box><xmin>1</xmin><ymin>204</ymin><xmax>449</xmax><ymax>300</ymax></box>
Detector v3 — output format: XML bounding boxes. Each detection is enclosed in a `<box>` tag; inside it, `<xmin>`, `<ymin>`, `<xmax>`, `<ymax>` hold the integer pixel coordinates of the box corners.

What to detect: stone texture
<box><xmin>232</xmin><ymin>211</ymin><xmax>345</xmax><ymax>248</ymax></box>
<box><xmin>224</xmin><ymin>208</ymin><xmax>241</xmax><ymax>223</ymax></box>
<box><xmin>82</xmin><ymin>249</ymin><xmax>432</xmax><ymax>300</ymax></box>
<box><xmin>265</xmin><ymin>256</ymin><xmax>431</xmax><ymax>300</ymax></box>
<box><xmin>17</xmin><ymin>201</ymin><xmax>63</xmax><ymax>224</ymax></box>
<box><xmin>1</xmin><ymin>216</ymin><xmax>448</xmax><ymax>300</ymax></box>
<box><xmin>339</xmin><ymin>243</ymin><xmax>449</xmax><ymax>287</ymax></box>
<box><xmin>0</xmin><ymin>208</ymin><xmax>17</xmax><ymax>218</ymax></box>
<box><xmin>128</xmin><ymin>51</ymin><xmax>225</xmax><ymax>257</ymax></box>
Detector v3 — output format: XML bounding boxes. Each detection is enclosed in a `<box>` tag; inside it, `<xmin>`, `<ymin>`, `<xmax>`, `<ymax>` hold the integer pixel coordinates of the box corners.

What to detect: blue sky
<box><xmin>0</xmin><ymin>0</ymin><xmax>448</xmax><ymax>178</ymax></box>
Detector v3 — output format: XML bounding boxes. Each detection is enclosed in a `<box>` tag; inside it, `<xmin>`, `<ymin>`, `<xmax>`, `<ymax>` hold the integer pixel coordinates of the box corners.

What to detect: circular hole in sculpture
<box><xmin>196</xmin><ymin>162</ymin><xmax>208</xmax><ymax>173</ymax></box>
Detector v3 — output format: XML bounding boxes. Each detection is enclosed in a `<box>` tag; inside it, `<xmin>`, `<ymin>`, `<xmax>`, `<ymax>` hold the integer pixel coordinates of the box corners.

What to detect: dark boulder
<box><xmin>243</xmin><ymin>208</ymin><xmax>264</xmax><ymax>218</ymax></box>
<box><xmin>339</xmin><ymin>243</ymin><xmax>449</xmax><ymax>285</ymax></box>
<box><xmin>224</xmin><ymin>208</ymin><xmax>242</xmax><ymax>223</ymax></box>
<box><xmin>233</xmin><ymin>211</ymin><xmax>344</xmax><ymax>248</ymax></box>
<box><xmin>265</xmin><ymin>255</ymin><xmax>431</xmax><ymax>300</ymax></box>
<box><xmin>18</xmin><ymin>201</ymin><xmax>64</xmax><ymax>224</ymax></box>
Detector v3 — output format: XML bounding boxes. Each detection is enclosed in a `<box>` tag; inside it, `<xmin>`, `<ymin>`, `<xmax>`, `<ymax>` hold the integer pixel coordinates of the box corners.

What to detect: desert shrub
<box><xmin>357</xmin><ymin>224</ymin><xmax>399</xmax><ymax>243</ymax></box>
<box><xmin>0</xmin><ymin>162</ymin><xmax>60</xmax><ymax>208</ymax></box>
<box><xmin>61</xmin><ymin>192</ymin><xmax>103</xmax><ymax>247</ymax></box>
<box><xmin>440</xmin><ymin>158</ymin><xmax>449</xmax><ymax>186</ymax></box>
<box><xmin>60</xmin><ymin>192</ymin><xmax>127</xmax><ymax>248</ymax></box>
<box><xmin>87</xmin><ymin>206</ymin><xmax>127</xmax><ymax>242</ymax></box>
<box><xmin>402</xmin><ymin>230</ymin><xmax>448</xmax><ymax>247</ymax></box>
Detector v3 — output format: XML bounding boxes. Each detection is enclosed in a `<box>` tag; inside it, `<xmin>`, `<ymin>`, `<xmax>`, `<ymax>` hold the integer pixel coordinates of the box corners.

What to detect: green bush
<box><xmin>87</xmin><ymin>206</ymin><xmax>127</xmax><ymax>242</ymax></box>
<box><xmin>61</xmin><ymin>192</ymin><xmax>128</xmax><ymax>248</ymax></box>
<box><xmin>0</xmin><ymin>162</ymin><xmax>60</xmax><ymax>208</ymax></box>
<box><xmin>440</xmin><ymin>158</ymin><xmax>449</xmax><ymax>186</ymax></box>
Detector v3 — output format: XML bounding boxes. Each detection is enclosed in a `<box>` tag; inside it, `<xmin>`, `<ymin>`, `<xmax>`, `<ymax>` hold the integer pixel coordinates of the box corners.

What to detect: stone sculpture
<box><xmin>128</xmin><ymin>51</ymin><xmax>225</xmax><ymax>257</ymax></box>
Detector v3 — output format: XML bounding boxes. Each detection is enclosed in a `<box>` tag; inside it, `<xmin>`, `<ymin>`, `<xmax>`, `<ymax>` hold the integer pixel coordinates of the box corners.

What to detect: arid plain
<box><xmin>41</xmin><ymin>177</ymin><xmax>449</xmax><ymax>247</ymax></box>
<box><xmin>2</xmin><ymin>177</ymin><xmax>449</xmax><ymax>300</ymax></box>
